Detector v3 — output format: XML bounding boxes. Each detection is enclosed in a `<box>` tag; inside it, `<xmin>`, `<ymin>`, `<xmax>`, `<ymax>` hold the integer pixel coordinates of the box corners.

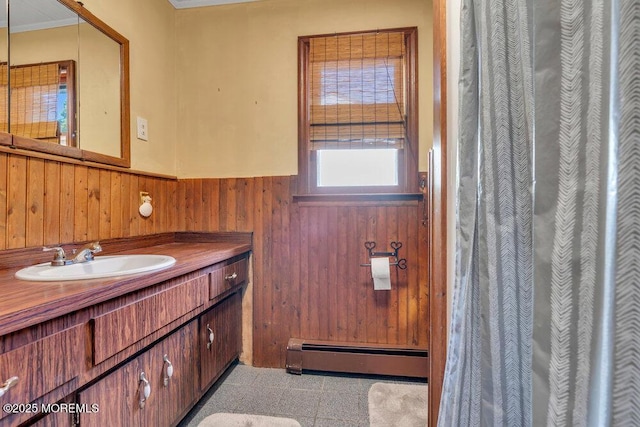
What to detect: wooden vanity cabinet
<box><xmin>79</xmin><ymin>289</ymin><xmax>242</xmax><ymax>427</ymax></box>
<box><xmin>75</xmin><ymin>257</ymin><xmax>246</xmax><ymax>427</ymax></box>
<box><xmin>0</xmin><ymin>247</ymin><xmax>249</xmax><ymax>427</ymax></box>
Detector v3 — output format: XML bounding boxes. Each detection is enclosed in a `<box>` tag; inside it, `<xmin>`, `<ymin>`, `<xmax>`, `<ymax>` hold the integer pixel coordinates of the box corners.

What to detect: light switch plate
<box><xmin>137</xmin><ymin>117</ymin><xmax>148</xmax><ymax>141</ymax></box>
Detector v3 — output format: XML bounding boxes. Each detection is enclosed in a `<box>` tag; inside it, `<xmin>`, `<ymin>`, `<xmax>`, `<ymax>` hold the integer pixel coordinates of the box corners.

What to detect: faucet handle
<box><xmin>90</xmin><ymin>241</ymin><xmax>102</xmax><ymax>253</ymax></box>
<box><xmin>43</xmin><ymin>246</ymin><xmax>67</xmax><ymax>265</ymax></box>
<box><xmin>43</xmin><ymin>246</ymin><xmax>65</xmax><ymax>257</ymax></box>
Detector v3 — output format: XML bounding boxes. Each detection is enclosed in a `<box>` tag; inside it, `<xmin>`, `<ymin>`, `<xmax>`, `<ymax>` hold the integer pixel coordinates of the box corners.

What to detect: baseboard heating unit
<box><xmin>285</xmin><ymin>338</ymin><xmax>428</xmax><ymax>379</ymax></box>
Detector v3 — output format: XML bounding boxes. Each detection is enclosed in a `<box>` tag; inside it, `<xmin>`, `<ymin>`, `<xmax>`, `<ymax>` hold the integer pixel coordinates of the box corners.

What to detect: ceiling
<box><xmin>168</xmin><ymin>0</ymin><xmax>260</xmax><ymax>9</ymax></box>
<box><xmin>0</xmin><ymin>0</ymin><xmax>264</xmax><ymax>30</ymax></box>
<box><xmin>0</xmin><ymin>0</ymin><xmax>79</xmax><ymax>32</ymax></box>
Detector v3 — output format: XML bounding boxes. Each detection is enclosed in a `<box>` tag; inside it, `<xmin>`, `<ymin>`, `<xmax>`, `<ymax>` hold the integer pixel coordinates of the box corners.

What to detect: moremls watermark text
<box><xmin>3</xmin><ymin>403</ymin><xmax>99</xmax><ymax>415</ymax></box>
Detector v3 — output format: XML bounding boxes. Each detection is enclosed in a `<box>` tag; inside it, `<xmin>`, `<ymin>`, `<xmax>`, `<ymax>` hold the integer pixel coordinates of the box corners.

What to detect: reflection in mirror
<box><xmin>3</xmin><ymin>0</ymin><xmax>130</xmax><ymax>167</ymax></box>
<box><xmin>7</xmin><ymin>0</ymin><xmax>79</xmax><ymax>146</ymax></box>
<box><xmin>8</xmin><ymin>61</ymin><xmax>76</xmax><ymax>144</ymax></box>
<box><xmin>0</xmin><ymin>3</ymin><xmax>9</xmax><ymax>142</ymax></box>
<box><xmin>78</xmin><ymin>16</ymin><xmax>121</xmax><ymax>158</ymax></box>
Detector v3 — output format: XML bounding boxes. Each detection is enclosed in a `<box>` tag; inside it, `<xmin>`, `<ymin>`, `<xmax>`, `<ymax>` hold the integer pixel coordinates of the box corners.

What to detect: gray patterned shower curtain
<box><xmin>438</xmin><ymin>0</ymin><xmax>639</xmax><ymax>425</ymax></box>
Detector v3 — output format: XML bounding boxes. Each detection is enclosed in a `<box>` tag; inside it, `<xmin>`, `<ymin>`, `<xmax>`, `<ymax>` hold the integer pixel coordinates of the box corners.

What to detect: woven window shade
<box><xmin>309</xmin><ymin>32</ymin><xmax>406</xmax><ymax>150</ymax></box>
<box><xmin>0</xmin><ymin>63</ymin><xmax>60</xmax><ymax>140</ymax></box>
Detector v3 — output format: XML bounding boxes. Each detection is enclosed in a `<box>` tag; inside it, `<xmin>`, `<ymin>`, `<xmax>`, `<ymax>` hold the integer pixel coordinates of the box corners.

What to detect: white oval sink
<box><xmin>15</xmin><ymin>255</ymin><xmax>176</xmax><ymax>282</ymax></box>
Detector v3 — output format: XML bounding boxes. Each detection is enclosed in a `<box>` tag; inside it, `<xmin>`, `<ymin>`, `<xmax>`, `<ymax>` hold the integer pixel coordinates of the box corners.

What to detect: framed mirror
<box><xmin>4</xmin><ymin>0</ymin><xmax>130</xmax><ymax>167</ymax></box>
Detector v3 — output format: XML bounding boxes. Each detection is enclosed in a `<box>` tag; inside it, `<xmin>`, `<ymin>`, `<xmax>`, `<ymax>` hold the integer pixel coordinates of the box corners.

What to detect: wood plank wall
<box><xmin>176</xmin><ymin>176</ymin><xmax>429</xmax><ymax>368</ymax></box>
<box><xmin>0</xmin><ymin>151</ymin><xmax>177</xmax><ymax>250</ymax></box>
<box><xmin>0</xmin><ymin>155</ymin><xmax>429</xmax><ymax>369</ymax></box>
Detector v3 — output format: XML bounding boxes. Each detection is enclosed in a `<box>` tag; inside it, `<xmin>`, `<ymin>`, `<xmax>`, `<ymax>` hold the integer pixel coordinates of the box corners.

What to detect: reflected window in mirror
<box><xmin>1</xmin><ymin>60</ymin><xmax>76</xmax><ymax>146</ymax></box>
<box><xmin>0</xmin><ymin>6</ymin><xmax>7</xmax><ymax>143</ymax></box>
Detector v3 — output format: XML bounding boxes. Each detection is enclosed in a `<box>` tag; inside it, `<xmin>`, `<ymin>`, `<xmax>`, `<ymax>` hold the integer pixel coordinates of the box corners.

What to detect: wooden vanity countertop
<box><xmin>0</xmin><ymin>241</ymin><xmax>251</xmax><ymax>336</ymax></box>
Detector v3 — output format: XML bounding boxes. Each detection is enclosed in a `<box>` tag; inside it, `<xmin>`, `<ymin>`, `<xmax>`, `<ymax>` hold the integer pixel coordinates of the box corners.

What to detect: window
<box><xmin>298</xmin><ymin>28</ymin><xmax>418</xmax><ymax>195</ymax></box>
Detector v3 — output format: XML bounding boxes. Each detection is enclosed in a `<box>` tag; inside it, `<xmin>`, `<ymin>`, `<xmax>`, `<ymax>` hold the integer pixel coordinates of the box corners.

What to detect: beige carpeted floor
<box><xmin>368</xmin><ymin>382</ymin><xmax>428</xmax><ymax>427</ymax></box>
<box><xmin>198</xmin><ymin>413</ymin><xmax>301</xmax><ymax>426</ymax></box>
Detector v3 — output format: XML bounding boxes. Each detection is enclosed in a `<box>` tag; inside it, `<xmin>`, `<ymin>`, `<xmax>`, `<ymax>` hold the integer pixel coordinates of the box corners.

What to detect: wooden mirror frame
<box><xmin>429</xmin><ymin>0</ymin><xmax>447</xmax><ymax>425</ymax></box>
<box><xmin>1</xmin><ymin>0</ymin><xmax>130</xmax><ymax>168</ymax></box>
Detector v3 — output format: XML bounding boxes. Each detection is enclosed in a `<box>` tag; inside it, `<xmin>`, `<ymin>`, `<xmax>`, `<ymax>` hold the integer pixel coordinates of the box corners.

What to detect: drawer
<box><xmin>91</xmin><ymin>275</ymin><xmax>208</xmax><ymax>365</ymax></box>
<box><xmin>0</xmin><ymin>324</ymin><xmax>83</xmax><ymax>422</ymax></box>
<box><xmin>209</xmin><ymin>258</ymin><xmax>247</xmax><ymax>300</ymax></box>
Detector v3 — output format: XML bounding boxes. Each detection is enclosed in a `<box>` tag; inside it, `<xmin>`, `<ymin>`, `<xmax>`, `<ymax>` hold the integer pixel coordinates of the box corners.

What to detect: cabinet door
<box><xmin>31</xmin><ymin>411</ymin><xmax>71</xmax><ymax>427</ymax></box>
<box><xmin>154</xmin><ymin>321</ymin><xmax>199</xmax><ymax>423</ymax></box>
<box><xmin>199</xmin><ymin>292</ymin><xmax>242</xmax><ymax>392</ymax></box>
<box><xmin>77</xmin><ymin>354</ymin><xmax>157</xmax><ymax>427</ymax></box>
<box><xmin>30</xmin><ymin>396</ymin><xmax>78</xmax><ymax>427</ymax></box>
<box><xmin>198</xmin><ymin>306</ymin><xmax>219</xmax><ymax>392</ymax></box>
<box><xmin>219</xmin><ymin>292</ymin><xmax>242</xmax><ymax>367</ymax></box>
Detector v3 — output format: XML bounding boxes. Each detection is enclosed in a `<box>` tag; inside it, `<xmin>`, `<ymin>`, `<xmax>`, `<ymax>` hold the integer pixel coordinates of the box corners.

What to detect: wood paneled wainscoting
<box><xmin>177</xmin><ymin>176</ymin><xmax>429</xmax><ymax>368</ymax></box>
<box><xmin>1</xmin><ymin>159</ymin><xmax>429</xmax><ymax>370</ymax></box>
<box><xmin>0</xmin><ymin>150</ymin><xmax>177</xmax><ymax>250</ymax></box>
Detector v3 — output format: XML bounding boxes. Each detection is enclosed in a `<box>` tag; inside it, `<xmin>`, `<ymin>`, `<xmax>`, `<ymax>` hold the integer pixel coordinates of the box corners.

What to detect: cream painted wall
<box><xmin>175</xmin><ymin>0</ymin><xmax>433</xmax><ymax>178</ymax></box>
<box><xmin>8</xmin><ymin>26</ymin><xmax>77</xmax><ymax>64</ymax></box>
<box><xmin>80</xmin><ymin>0</ymin><xmax>178</xmax><ymax>174</ymax></box>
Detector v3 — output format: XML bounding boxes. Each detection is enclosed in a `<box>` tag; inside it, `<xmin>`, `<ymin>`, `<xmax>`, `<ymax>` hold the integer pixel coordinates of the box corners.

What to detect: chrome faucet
<box><xmin>43</xmin><ymin>241</ymin><xmax>102</xmax><ymax>266</ymax></box>
<box><xmin>72</xmin><ymin>242</ymin><xmax>102</xmax><ymax>263</ymax></box>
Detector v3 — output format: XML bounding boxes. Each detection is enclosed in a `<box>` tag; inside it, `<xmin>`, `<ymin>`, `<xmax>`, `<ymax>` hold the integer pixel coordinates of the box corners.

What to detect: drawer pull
<box><xmin>139</xmin><ymin>372</ymin><xmax>151</xmax><ymax>409</ymax></box>
<box><xmin>225</xmin><ymin>272</ymin><xmax>238</xmax><ymax>281</ymax></box>
<box><xmin>207</xmin><ymin>324</ymin><xmax>215</xmax><ymax>350</ymax></box>
<box><xmin>163</xmin><ymin>355</ymin><xmax>174</xmax><ymax>387</ymax></box>
<box><xmin>0</xmin><ymin>376</ymin><xmax>18</xmax><ymax>398</ymax></box>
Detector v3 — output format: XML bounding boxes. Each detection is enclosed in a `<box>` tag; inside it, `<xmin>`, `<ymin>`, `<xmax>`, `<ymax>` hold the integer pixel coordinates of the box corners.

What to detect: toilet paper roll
<box><xmin>371</xmin><ymin>257</ymin><xmax>391</xmax><ymax>290</ymax></box>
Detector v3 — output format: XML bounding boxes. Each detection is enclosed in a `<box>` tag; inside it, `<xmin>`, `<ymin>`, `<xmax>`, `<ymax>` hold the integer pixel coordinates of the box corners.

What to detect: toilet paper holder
<box><xmin>360</xmin><ymin>241</ymin><xmax>407</xmax><ymax>270</ymax></box>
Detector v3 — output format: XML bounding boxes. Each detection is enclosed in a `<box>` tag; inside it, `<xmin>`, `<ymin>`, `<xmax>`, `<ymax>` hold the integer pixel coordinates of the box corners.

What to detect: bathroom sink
<box><xmin>15</xmin><ymin>255</ymin><xmax>176</xmax><ymax>282</ymax></box>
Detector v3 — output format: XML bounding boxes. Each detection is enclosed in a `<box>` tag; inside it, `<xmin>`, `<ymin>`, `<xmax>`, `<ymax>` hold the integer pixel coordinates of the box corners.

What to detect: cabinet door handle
<box><xmin>225</xmin><ymin>272</ymin><xmax>238</xmax><ymax>281</ymax></box>
<box><xmin>0</xmin><ymin>376</ymin><xmax>18</xmax><ymax>398</ymax></box>
<box><xmin>206</xmin><ymin>324</ymin><xmax>215</xmax><ymax>350</ymax></box>
<box><xmin>139</xmin><ymin>372</ymin><xmax>151</xmax><ymax>409</ymax></box>
<box><xmin>163</xmin><ymin>355</ymin><xmax>174</xmax><ymax>387</ymax></box>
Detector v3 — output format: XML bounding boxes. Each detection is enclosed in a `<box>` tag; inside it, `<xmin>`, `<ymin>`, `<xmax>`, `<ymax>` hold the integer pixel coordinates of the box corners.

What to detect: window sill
<box><xmin>292</xmin><ymin>192</ymin><xmax>424</xmax><ymax>206</ymax></box>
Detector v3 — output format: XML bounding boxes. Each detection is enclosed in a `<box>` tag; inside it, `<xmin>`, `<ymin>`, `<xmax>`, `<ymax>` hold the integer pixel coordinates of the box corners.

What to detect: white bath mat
<box><xmin>368</xmin><ymin>382</ymin><xmax>428</xmax><ymax>427</ymax></box>
<box><xmin>198</xmin><ymin>412</ymin><xmax>301</xmax><ymax>427</ymax></box>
